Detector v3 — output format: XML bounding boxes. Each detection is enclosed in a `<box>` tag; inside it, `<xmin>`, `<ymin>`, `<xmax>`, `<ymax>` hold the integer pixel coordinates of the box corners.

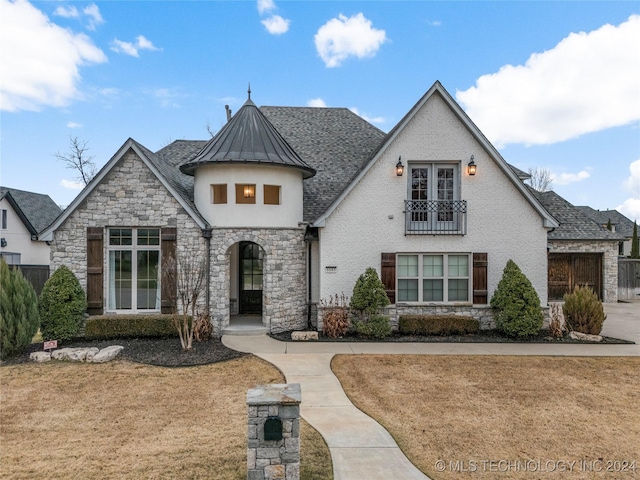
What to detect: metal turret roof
<box><xmin>180</xmin><ymin>96</ymin><xmax>316</xmax><ymax>178</ymax></box>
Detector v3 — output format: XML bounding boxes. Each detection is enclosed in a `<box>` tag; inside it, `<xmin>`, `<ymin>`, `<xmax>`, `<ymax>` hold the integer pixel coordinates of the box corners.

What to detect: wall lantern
<box><xmin>467</xmin><ymin>155</ymin><xmax>477</xmax><ymax>176</ymax></box>
<box><xmin>243</xmin><ymin>185</ymin><xmax>255</xmax><ymax>198</ymax></box>
<box><xmin>395</xmin><ymin>156</ymin><xmax>405</xmax><ymax>176</ymax></box>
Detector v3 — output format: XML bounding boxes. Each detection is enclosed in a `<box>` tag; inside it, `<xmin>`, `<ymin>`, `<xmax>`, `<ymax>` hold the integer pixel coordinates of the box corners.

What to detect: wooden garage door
<box><xmin>548</xmin><ymin>253</ymin><xmax>602</xmax><ymax>300</ymax></box>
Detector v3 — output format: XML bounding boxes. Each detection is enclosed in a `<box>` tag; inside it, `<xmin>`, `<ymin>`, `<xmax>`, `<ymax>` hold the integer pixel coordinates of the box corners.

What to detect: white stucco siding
<box><xmin>193</xmin><ymin>164</ymin><xmax>304</xmax><ymax>228</ymax></box>
<box><xmin>0</xmin><ymin>198</ymin><xmax>51</xmax><ymax>265</ymax></box>
<box><xmin>318</xmin><ymin>92</ymin><xmax>549</xmax><ymax>305</ymax></box>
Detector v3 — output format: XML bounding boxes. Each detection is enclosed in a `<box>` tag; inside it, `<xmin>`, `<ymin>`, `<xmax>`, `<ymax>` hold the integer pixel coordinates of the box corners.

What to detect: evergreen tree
<box><xmin>0</xmin><ymin>260</ymin><xmax>40</xmax><ymax>359</ymax></box>
<box><xmin>350</xmin><ymin>268</ymin><xmax>390</xmax><ymax>317</ymax></box>
<box><xmin>39</xmin><ymin>265</ymin><xmax>86</xmax><ymax>341</ymax></box>
<box><xmin>606</xmin><ymin>219</ymin><xmax>612</xmax><ymax>231</ymax></box>
<box><xmin>631</xmin><ymin>221</ymin><xmax>639</xmax><ymax>259</ymax></box>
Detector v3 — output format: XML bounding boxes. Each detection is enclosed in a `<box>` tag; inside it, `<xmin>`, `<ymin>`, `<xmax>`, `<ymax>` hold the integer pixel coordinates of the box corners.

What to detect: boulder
<box><xmin>29</xmin><ymin>352</ymin><xmax>51</xmax><ymax>362</ymax></box>
<box><xmin>569</xmin><ymin>331</ymin><xmax>602</xmax><ymax>342</ymax></box>
<box><xmin>92</xmin><ymin>345</ymin><xmax>124</xmax><ymax>363</ymax></box>
<box><xmin>291</xmin><ymin>331</ymin><xmax>318</xmax><ymax>341</ymax></box>
<box><xmin>51</xmin><ymin>347</ymin><xmax>99</xmax><ymax>362</ymax></box>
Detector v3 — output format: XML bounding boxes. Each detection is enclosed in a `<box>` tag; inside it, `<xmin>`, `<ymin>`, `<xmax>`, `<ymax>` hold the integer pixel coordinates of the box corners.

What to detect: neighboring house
<box><xmin>531</xmin><ymin>190</ymin><xmax>624</xmax><ymax>302</ymax></box>
<box><xmin>0</xmin><ymin>187</ymin><xmax>62</xmax><ymax>294</ymax></box>
<box><xmin>41</xmin><ymin>82</ymin><xmax>560</xmax><ymax>334</ymax></box>
<box><xmin>576</xmin><ymin>206</ymin><xmax>636</xmax><ymax>257</ymax></box>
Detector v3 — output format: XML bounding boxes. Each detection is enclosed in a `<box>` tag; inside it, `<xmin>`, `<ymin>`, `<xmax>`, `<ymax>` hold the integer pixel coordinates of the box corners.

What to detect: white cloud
<box><xmin>257</xmin><ymin>0</ymin><xmax>276</xmax><ymax>15</ymax></box>
<box><xmin>550</xmin><ymin>169</ymin><xmax>591</xmax><ymax>185</ymax></box>
<box><xmin>349</xmin><ymin>107</ymin><xmax>385</xmax><ymax>125</ymax></box>
<box><xmin>315</xmin><ymin>13</ymin><xmax>387</xmax><ymax>68</ymax></box>
<box><xmin>307</xmin><ymin>98</ymin><xmax>327</xmax><ymax>108</ymax></box>
<box><xmin>456</xmin><ymin>14</ymin><xmax>640</xmax><ymax>148</ymax></box>
<box><xmin>150</xmin><ymin>88</ymin><xmax>186</xmax><ymax>108</ymax></box>
<box><xmin>617</xmin><ymin>159</ymin><xmax>640</xmax><ymax>220</ymax></box>
<box><xmin>110</xmin><ymin>35</ymin><xmax>159</xmax><ymax>57</ymax></box>
<box><xmin>0</xmin><ymin>0</ymin><xmax>107</xmax><ymax>112</ymax></box>
<box><xmin>262</xmin><ymin>15</ymin><xmax>290</xmax><ymax>35</ymax></box>
<box><xmin>66</xmin><ymin>121</ymin><xmax>82</xmax><ymax>128</ymax></box>
<box><xmin>61</xmin><ymin>179</ymin><xmax>84</xmax><ymax>190</ymax></box>
<box><xmin>83</xmin><ymin>4</ymin><xmax>104</xmax><ymax>31</ymax></box>
<box><xmin>53</xmin><ymin>5</ymin><xmax>79</xmax><ymax>18</ymax></box>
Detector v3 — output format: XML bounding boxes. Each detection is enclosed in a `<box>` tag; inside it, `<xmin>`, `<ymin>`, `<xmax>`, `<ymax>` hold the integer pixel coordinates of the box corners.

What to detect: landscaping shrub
<box><xmin>490</xmin><ymin>259</ymin><xmax>544</xmax><ymax>337</ymax></box>
<box><xmin>399</xmin><ymin>315</ymin><xmax>479</xmax><ymax>336</ymax></box>
<box><xmin>321</xmin><ymin>294</ymin><xmax>350</xmax><ymax>338</ymax></box>
<box><xmin>85</xmin><ymin>314</ymin><xmax>181</xmax><ymax>339</ymax></box>
<box><xmin>562</xmin><ymin>285</ymin><xmax>606</xmax><ymax>335</ymax></box>
<box><xmin>350</xmin><ymin>268</ymin><xmax>389</xmax><ymax>318</ymax></box>
<box><xmin>39</xmin><ymin>265</ymin><xmax>86</xmax><ymax>341</ymax></box>
<box><xmin>354</xmin><ymin>314</ymin><xmax>391</xmax><ymax>339</ymax></box>
<box><xmin>0</xmin><ymin>260</ymin><xmax>40</xmax><ymax>359</ymax></box>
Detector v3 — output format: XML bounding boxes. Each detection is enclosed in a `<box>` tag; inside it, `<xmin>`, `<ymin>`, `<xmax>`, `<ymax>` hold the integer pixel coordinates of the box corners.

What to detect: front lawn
<box><xmin>1</xmin><ymin>357</ymin><xmax>332</xmax><ymax>479</ymax></box>
<box><xmin>332</xmin><ymin>355</ymin><xmax>640</xmax><ymax>480</ymax></box>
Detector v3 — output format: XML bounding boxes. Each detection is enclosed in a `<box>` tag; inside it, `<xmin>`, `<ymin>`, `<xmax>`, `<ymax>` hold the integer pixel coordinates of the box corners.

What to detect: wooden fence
<box><xmin>11</xmin><ymin>265</ymin><xmax>50</xmax><ymax>296</ymax></box>
<box><xmin>618</xmin><ymin>258</ymin><xmax>640</xmax><ymax>302</ymax></box>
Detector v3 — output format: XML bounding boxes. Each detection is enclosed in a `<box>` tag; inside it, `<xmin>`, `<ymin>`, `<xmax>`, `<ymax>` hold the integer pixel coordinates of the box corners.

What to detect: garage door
<box><xmin>548</xmin><ymin>253</ymin><xmax>603</xmax><ymax>300</ymax></box>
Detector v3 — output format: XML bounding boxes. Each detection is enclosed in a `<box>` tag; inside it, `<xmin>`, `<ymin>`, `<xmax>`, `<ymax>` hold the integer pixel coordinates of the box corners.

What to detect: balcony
<box><xmin>404</xmin><ymin>200</ymin><xmax>467</xmax><ymax>235</ymax></box>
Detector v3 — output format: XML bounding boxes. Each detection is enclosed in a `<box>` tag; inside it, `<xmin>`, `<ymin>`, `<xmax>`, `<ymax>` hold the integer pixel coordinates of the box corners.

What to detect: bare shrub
<box><xmin>548</xmin><ymin>303</ymin><xmax>565</xmax><ymax>338</ymax></box>
<box><xmin>321</xmin><ymin>293</ymin><xmax>350</xmax><ymax>338</ymax></box>
<box><xmin>194</xmin><ymin>311</ymin><xmax>212</xmax><ymax>342</ymax></box>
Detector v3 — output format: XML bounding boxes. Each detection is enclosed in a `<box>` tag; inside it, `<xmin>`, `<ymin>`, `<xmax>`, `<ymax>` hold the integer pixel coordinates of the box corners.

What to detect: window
<box><xmin>107</xmin><ymin>228</ymin><xmax>160</xmax><ymax>311</ymax></box>
<box><xmin>211</xmin><ymin>184</ymin><xmax>227</xmax><ymax>204</ymax></box>
<box><xmin>1</xmin><ymin>209</ymin><xmax>6</xmax><ymax>230</ymax></box>
<box><xmin>397</xmin><ymin>253</ymin><xmax>470</xmax><ymax>303</ymax></box>
<box><xmin>405</xmin><ymin>163</ymin><xmax>466</xmax><ymax>234</ymax></box>
<box><xmin>264</xmin><ymin>185</ymin><xmax>281</xmax><ymax>205</ymax></box>
<box><xmin>236</xmin><ymin>184</ymin><xmax>256</xmax><ymax>204</ymax></box>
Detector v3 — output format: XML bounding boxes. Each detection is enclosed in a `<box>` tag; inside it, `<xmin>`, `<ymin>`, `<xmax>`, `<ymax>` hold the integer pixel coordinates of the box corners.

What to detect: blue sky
<box><xmin>1</xmin><ymin>0</ymin><xmax>639</xmax><ymax>221</ymax></box>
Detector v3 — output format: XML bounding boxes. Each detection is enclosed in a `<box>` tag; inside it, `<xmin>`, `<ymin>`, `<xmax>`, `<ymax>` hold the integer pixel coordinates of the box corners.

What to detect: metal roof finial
<box><xmin>248</xmin><ymin>82</ymin><xmax>251</xmax><ymax>100</ymax></box>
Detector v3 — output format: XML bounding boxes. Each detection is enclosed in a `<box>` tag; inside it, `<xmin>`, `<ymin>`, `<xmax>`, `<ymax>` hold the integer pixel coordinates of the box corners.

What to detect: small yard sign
<box><xmin>43</xmin><ymin>340</ymin><xmax>58</xmax><ymax>351</ymax></box>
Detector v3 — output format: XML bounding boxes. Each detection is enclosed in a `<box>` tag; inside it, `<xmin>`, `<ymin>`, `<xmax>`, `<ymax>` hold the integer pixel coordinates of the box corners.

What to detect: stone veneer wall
<box><xmin>49</xmin><ymin>150</ymin><xmax>206</xmax><ymax>308</ymax></box>
<box><xmin>548</xmin><ymin>240</ymin><xmax>618</xmax><ymax>303</ymax></box>
<box><xmin>209</xmin><ymin>227</ymin><xmax>308</xmax><ymax>336</ymax></box>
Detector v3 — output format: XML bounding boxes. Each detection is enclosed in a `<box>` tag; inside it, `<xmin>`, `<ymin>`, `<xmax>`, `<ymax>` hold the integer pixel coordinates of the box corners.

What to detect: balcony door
<box><xmin>408</xmin><ymin>163</ymin><xmax>459</xmax><ymax>232</ymax></box>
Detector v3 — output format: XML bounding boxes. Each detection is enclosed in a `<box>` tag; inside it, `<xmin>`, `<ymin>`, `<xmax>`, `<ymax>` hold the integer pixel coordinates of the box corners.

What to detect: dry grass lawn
<box><xmin>332</xmin><ymin>355</ymin><xmax>640</xmax><ymax>480</ymax></box>
<box><xmin>1</xmin><ymin>357</ymin><xmax>332</xmax><ymax>479</ymax></box>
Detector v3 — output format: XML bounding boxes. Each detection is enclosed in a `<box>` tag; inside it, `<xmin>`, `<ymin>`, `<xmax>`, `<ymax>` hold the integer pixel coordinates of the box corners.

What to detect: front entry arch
<box><xmin>239</xmin><ymin>241</ymin><xmax>264</xmax><ymax>314</ymax></box>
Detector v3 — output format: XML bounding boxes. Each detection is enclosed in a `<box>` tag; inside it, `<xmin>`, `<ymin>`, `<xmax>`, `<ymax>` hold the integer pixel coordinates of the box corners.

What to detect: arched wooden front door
<box><xmin>239</xmin><ymin>241</ymin><xmax>263</xmax><ymax>314</ymax></box>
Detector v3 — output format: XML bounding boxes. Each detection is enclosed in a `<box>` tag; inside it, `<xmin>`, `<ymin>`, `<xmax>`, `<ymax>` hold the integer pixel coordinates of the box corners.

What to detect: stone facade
<box><xmin>548</xmin><ymin>240</ymin><xmax>618</xmax><ymax>303</ymax></box>
<box><xmin>209</xmin><ymin>228</ymin><xmax>308</xmax><ymax>336</ymax></box>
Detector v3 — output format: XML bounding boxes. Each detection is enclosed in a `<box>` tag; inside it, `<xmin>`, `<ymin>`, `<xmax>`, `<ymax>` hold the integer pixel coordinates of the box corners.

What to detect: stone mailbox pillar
<box><xmin>247</xmin><ymin>383</ymin><xmax>301</xmax><ymax>480</ymax></box>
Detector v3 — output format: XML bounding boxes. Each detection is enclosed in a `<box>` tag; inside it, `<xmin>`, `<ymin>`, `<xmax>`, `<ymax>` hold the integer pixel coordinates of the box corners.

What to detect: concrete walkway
<box><xmin>222</xmin><ymin>303</ymin><xmax>638</xmax><ymax>480</ymax></box>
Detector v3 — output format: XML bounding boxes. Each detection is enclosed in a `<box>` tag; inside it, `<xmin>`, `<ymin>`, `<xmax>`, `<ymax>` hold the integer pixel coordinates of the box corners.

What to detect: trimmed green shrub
<box><xmin>399</xmin><ymin>315</ymin><xmax>479</xmax><ymax>336</ymax></box>
<box><xmin>350</xmin><ymin>268</ymin><xmax>389</xmax><ymax>317</ymax></box>
<box><xmin>354</xmin><ymin>314</ymin><xmax>391</xmax><ymax>339</ymax></box>
<box><xmin>490</xmin><ymin>260</ymin><xmax>544</xmax><ymax>337</ymax></box>
<box><xmin>562</xmin><ymin>285</ymin><xmax>606</xmax><ymax>335</ymax></box>
<box><xmin>0</xmin><ymin>260</ymin><xmax>40</xmax><ymax>359</ymax></box>
<box><xmin>85</xmin><ymin>314</ymin><xmax>181</xmax><ymax>339</ymax></box>
<box><xmin>39</xmin><ymin>265</ymin><xmax>86</xmax><ymax>341</ymax></box>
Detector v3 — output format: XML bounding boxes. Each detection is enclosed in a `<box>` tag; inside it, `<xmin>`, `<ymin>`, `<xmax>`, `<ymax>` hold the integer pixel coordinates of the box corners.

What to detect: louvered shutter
<box><xmin>86</xmin><ymin>227</ymin><xmax>104</xmax><ymax>315</ymax></box>
<box><xmin>381</xmin><ymin>253</ymin><xmax>396</xmax><ymax>304</ymax></box>
<box><xmin>473</xmin><ymin>253</ymin><xmax>488</xmax><ymax>304</ymax></box>
<box><xmin>161</xmin><ymin>227</ymin><xmax>177</xmax><ymax>314</ymax></box>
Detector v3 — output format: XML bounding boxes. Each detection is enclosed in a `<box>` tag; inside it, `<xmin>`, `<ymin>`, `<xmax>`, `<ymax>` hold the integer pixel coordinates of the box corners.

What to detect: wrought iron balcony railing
<box><xmin>404</xmin><ymin>200</ymin><xmax>467</xmax><ymax>235</ymax></box>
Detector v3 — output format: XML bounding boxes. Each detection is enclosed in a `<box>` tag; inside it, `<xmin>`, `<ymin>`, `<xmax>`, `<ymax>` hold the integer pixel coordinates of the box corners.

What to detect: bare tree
<box><xmin>55</xmin><ymin>136</ymin><xmax>97</xmax><ymax>186</ymax></box>
<box><xmin>527</xmin><ymin>167</ymin><xmax>553</xmax><ymax>192</ymax></box>
<box><xmin>164</xmin><ymin>252</ymin><xmax>208</xmax><ymax>350</ymax></box>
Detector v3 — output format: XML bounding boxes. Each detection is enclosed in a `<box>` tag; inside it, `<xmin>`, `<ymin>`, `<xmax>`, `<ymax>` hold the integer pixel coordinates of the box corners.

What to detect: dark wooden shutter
<box><xmin>381</xmin><ymin>253</ymin><xmax>396</xmax><ymax>304</ymax></box>
<box><xmin>161</xmin><ymin>227</ymin><xmax>177</xmax><ymax>314</ymax></box>
<box><xmin>86</xmin><ymin>227</ymin><xmax>104</xmax><ymax>315</ymax></box>
<box><xmin>473</xmin><ymin>253</ymin><xmax>488</xmax><ymax>304</ymax></box>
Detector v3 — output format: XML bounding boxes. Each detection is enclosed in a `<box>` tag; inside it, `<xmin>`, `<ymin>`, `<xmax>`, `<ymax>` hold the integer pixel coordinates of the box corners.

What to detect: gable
<box><xmin>0</xmin><ymin>187</ymin><xmax>62</xmax><ymax>235</ymax></box>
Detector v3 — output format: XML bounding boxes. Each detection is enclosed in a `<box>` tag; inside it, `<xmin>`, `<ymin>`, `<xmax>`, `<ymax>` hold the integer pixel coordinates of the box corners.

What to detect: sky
<box><xmin>1</xmin><ymin>0</ymin><xmax>639</xmax><ymax>222</ymax></box>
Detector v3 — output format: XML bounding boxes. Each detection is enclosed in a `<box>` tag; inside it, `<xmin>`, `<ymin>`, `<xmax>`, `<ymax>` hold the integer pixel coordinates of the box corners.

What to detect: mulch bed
<box><xmin>270</xmin><ymin>329</ymin><xmax>635</xmax><ymax>344</ymax></box>
<box><xmin>1</xmin><ymin>337</ymin><xmax>247</xmax><ymax>367</ymax></box>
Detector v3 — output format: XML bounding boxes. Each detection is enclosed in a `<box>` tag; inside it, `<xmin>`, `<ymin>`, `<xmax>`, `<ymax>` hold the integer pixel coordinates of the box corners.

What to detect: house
<box><xmin>531</xmin><ymin>190</ymin><xmax>624</xmax><ymax>302</ymax></box>
<box><xmin>576</xmin><ymin>206</ymin><xmax>636</xmax><ymax>257</ymax></box>
<box><xmin>41</xmin><ymin>82</ymin><xmax>561</xmax><ymax>335</ymax></box>
<box><xmin>0</xmin><ymin>186</ymin><xmax>62</xmax><ymax>293</ymax></box>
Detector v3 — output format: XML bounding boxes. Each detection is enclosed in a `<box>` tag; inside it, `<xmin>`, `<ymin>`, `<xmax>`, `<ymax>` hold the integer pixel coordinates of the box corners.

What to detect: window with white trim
<box><xmin>397</xmin><ymin>253</ymin><xmax>470</xmax><ymax>303</ymax></box>
<box><xmin>107</xmin><ymin>228</ymin><xmax>160</xmax><ymax>311</ymax></box>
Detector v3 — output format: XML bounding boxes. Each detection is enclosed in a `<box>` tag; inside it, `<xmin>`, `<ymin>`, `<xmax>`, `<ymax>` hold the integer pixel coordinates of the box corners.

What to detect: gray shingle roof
<box><xmin>530</xmin><ymin>189</ymin><xmax>624</xmax><ymax>241</ymax></box>
<box><xmin>181</xmin><ymin>99</ymin><xmax>316</xmax><ymax>179</ymax></box>
<box><xmin>261</xmin><ymin>106</ymin><xmax>386</xmax><ymax>222</ymax></box>
<box><xmin>0</xmin><ymin>186</ymin><xmax>62</xmax><ymax>235</ymax></box>
<box><xmin>575</xmin><ymin>206</ymin><xmax>636</xmax><ymax>238</ymax></box>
